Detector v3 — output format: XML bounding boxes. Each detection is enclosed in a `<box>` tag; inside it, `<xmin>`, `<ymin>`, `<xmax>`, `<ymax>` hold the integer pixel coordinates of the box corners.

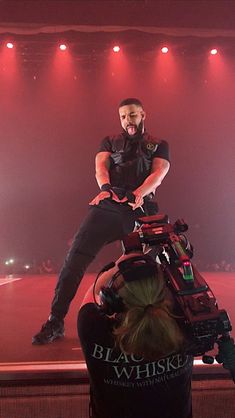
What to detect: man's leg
<box><xmin>50</xmin><ymin>206</ymin><xmax>124</xmax><ymax>319</ymax></box>
<box><xmin>32</xmin><ymin>202</ymin><xmax>129</xmax><ymax>344</ymax></box>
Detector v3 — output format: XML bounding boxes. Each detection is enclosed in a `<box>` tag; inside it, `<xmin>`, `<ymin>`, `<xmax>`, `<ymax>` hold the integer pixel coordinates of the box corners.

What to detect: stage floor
<box><xmin>0</xmin><ymin>272</ymin><xmax>234</xmax><ymax>381</ymax></box>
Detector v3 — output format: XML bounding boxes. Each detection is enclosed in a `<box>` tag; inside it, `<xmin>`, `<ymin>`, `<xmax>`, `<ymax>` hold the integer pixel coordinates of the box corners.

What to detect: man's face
<box><xmin>119</xmin><ymin>104</ymin><xmax>146</xmax><ymax>136</ymax></box>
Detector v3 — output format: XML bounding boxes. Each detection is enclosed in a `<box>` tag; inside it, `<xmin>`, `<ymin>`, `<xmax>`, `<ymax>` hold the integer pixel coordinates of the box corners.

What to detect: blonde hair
<box><xmin>113</xmin><ymin>266</ymin><xmax>185</xmax><ymax>360</ymax></box>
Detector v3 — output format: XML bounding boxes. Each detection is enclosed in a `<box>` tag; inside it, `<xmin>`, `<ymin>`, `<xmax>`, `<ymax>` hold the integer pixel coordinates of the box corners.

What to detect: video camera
<box><xmin>122</xmin><ymin>214</ymin><xmax>235</xmax><ymax>381</ymax></box>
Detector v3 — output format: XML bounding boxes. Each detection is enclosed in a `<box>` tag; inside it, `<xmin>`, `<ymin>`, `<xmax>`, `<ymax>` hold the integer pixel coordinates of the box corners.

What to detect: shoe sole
<box><xmin>32</xmin><ymin>332</ymin><xmax>65</xmax><ymax>345</ymax></box>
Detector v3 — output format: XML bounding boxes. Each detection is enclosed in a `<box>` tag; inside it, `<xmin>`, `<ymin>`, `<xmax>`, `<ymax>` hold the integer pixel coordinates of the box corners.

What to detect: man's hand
<box><xmin>127</xmin><ymin>192</ymin><xmax>144</xmax><ymax>210</ymax></box>
<box><xmin>89</xmin><ymin>190</ymin><xmax>144</xmax><ymax>210</ymax></box>
<box><xmin>89</xmin><ymin>190</ymin><xmax>124</xmax><ymax>206</ymax></box>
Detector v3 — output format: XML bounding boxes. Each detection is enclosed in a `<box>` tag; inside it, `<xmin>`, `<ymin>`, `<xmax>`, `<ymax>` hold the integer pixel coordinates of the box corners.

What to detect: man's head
<box><xmin>118</xmin><ymin>98</ymin><xmax>146</xmax><ymax>137</ymax></box>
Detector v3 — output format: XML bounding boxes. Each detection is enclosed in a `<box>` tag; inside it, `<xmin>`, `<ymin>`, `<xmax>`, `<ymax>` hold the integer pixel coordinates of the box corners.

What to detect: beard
<box><xmin>124</xmin><ymin>120</ymin><xmax>144</xmax><ymax>139</ymax></box>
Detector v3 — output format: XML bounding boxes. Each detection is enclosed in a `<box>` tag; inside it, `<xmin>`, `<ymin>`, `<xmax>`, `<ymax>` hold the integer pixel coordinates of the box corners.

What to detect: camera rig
<box><xmin>122</xmin><ymin>214</ymin><xmax>235</xmax><ymax>381</ymax></box>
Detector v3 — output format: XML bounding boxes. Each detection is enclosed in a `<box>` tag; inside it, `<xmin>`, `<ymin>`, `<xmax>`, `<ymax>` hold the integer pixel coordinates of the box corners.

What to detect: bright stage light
<box><xmin>59</xmin><ymin>44</ymin><xmax>67</xmax><ymax>51</ymax></box>
<box><xmin>210</xmin><ymin>48</ymin><xmax>218</xmax><ymax>55</ymax></box>
<box><xmin>6</xmin><ymin>42</ymin><xmax>14</xmax><ymax>49</ymax></box>
<box><xmin>113</xmin><ymin>45</ymin><xmax>120</xmax><ymax>53</ymax></box>
<box><xmin>24</xmin><ymin>265</ymin><xmax>30</xmax><ymax>270</ymax></box>
<box><xmin>4</xmin><ymin>259</ymin><xmax>14</xmax><ymax>265</ymax></box>
<box><xmin>161</xmin><ymin>46</ymin><xmax>169</xmax><ymax>54</ymax></box>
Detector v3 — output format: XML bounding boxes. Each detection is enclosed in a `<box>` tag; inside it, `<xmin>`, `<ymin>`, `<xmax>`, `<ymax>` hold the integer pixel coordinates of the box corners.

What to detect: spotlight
<box><xmin>161</xmin><ymin>46</ymin><xmax>169</xmax><ymax>54</ymax></box>
<box><xmin>24</xmin><ymin>265</ymin><xmax>30</xmax><ymax>270</ymax></box>
<box><xmin>4</xmin><ymin>259</ymin><xmax>14</xmax><ymax>265</ymax></box>
<box><xmin>210</xmin><ymin>48</ymin><xmax>218</xmax><ymax>55</ymax></box>
<box><xmin>113</xmin><ymin>45</ymin><xmax>120</xmax><ymax>53</ymax></box>
<box><xmin>59</xmin><ymin>44</ymin><xmax>67</xmax><ymax>51</ymax></box>
<box><xmin>6</xmin><ymin>42</ymin><xmax>14</xmax><ymax>49</ymax></box>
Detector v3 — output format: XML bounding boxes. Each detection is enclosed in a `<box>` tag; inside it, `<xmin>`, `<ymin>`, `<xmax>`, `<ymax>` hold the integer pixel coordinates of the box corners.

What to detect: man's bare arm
<box><xmin>135</xmin><ymin>157</ymin><xmax>170</xmax><ymax>197</ymax></box>
<box><xmin>129</xmin><ymin>158</ymin><xmax>170</xmax><ymax>210</ymax></box>
<box><xmin>90</xmin><ymin>151</ymin><xmax>122</xmax><ymax>205</ymax></box>
<box><xmin>95</xmin><ymin>151</ymin><xmax>111</xmax><ymax>188</ymax></box>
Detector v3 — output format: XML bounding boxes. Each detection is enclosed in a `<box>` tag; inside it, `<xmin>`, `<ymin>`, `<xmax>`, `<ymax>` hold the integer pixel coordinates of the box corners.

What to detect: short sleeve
<box><xmin>153</xmin><ymin>140</ymin><xmax>170</xmax><ymax>162</ymax></box>
<box><xmin>98</xmin><ymin>136</ymin><xmax>113</xmax><ymax>153</ymax></box>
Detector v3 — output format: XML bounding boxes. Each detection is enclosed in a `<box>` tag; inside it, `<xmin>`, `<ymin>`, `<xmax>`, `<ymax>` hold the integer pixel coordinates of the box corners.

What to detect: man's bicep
<box><xmin>95</xmin><ymin>151</ymin><xmax>111</xmax><ymax>169</ymax></box>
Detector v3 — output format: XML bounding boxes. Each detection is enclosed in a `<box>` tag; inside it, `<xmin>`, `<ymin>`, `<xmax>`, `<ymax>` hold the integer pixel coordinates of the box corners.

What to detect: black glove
<box><xmin>126</xmin><ymin>190</ymin><xmax>136</xmax><ymax>203</ymax></box>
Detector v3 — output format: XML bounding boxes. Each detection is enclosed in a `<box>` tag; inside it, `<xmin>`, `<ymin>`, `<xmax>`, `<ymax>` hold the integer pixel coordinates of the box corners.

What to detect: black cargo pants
<box><xmin>51</xmin><ymin>199</ymin><xmax>145</xmax><ymax>320</ymax></box>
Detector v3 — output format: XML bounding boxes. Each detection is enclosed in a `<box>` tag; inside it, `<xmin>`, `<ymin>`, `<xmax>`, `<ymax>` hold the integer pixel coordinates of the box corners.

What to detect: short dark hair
<box><xmin>119</xmin><ymin>98</ymin><xmax>143</xmax><ymax>108</ymax></box>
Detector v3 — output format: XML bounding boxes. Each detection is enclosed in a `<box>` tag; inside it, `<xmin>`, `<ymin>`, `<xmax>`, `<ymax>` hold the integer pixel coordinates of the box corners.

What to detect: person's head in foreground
<box><xmin>99</xmin><ymin>253</ymin><xmax>185</xmax><ymax>360</ymax></box>
<box><xmin>77</xmin><ymin>252</ymin><xmax>193</xmax><ymax>418</ymax></box>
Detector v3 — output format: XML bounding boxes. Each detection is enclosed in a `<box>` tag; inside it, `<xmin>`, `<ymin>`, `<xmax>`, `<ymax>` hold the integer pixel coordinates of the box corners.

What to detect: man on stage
<box><xmin>32</xmin><ymin>97</ymin><xmax>170</xmax><ymax>344</ymax></box>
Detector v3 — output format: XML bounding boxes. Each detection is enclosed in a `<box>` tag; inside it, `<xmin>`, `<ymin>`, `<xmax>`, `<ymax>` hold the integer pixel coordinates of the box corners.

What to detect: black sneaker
<box><xmin>32</xmin><ymin>317</ymin><xmax>65</xmax><ymax>345</ymax></box>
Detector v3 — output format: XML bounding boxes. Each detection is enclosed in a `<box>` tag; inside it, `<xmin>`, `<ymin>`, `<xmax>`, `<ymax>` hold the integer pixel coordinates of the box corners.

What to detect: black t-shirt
<box><xmin>78</xmin><ymin>303</ymin><xmax>193</xmax><ymax>418</ymax></box>
<box><xmin>98</xmin><ymin>132</ymin><xmax>169</xmax><ymax>192</ymax></box>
